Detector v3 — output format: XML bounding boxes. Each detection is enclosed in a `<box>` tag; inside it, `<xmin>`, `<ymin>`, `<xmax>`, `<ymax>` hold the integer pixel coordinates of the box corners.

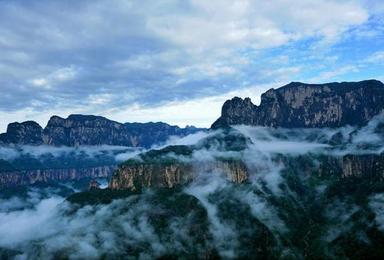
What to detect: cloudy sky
<box><xmin>0</xmin><ymin>0</ymin><xmax>383</xmax><ymax>131</ymax></box>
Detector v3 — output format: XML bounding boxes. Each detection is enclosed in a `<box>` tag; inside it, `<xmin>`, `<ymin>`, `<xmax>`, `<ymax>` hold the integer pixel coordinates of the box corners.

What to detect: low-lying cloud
<box><xmin>1</xmin><ymin>115</ymin><xmax>384</xmax><ymax>258</ymax></box>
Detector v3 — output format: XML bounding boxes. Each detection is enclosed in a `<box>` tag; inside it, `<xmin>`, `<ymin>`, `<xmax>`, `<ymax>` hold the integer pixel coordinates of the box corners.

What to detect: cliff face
<box><xmin>212</xmin><ymin>80</ymin><xmax>384</xmax><ymax>128</ymax></box>
<box><xmin>0</xmin><ymin>165</ymin><xmax>114</xmax><ymax>187</ymax></box>
<box><xmin>109</xmin><ymin>160</ymin><xmax>248</xmax><ymax>191</ymax></box>
<box><xmin>340</xmin><ymin>154</ymin><xmax>384</xmax><ymax>179</ymax></box>
<box><xmin>1</xmin><ymin>114</ymin><xmax>204</xmax><ymax>147</ymax></box>
<box><xmin>109</xmin><ymin>152</ymin><xmax>384</xmax><ymax>191</ymax></box>
<box><xmin>0</xmin><ymin>121</ymin><xmax>44</xmax><ymax>145</ymax></box>
<box><xmin>286</xmin><ymin>154</ymin><xmax>384</xmax><ymax>179</ymax></box>
<box><xmin>43</xmin><ymin>115</ymin><xmax>126</xmax><ymax>146</ymax></box>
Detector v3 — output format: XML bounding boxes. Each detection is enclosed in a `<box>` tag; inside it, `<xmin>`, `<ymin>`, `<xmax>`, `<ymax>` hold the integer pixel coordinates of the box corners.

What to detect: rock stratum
<box><xmin>109</xmin><ymin>159</ymin><xmax>248</xmax><ymax>191</ymax></box>
<box><xmin>109</xmin><ymin>130</ymin><xmax>251</xmax><ymax>190</ymax></box>
<box><xmin>109</xmin><ymin>153</ymin><xmax>384</xmax><ymax>191</ymax></box>
<box><xmin>0</xmin><ymin>165</ymin><xmax>114</xmax><ymax>187</ymax></box>
<box><xmin>0</xmin><ymin>145</ymin><xmax>124</xmax><ymax>186</ymax></box>
<box><xmin>108</xmin><ymin>117</ymin><xmax>384</xmax><ymax>191</ymax></box>
<box><xmin>212</xmin><ymin>79</ymin><xmax>384</xmax><ymax>128</ymax></box>
<box><xmin>0</xmin><ymin>114</ymin><xmax>204</xmax><ymax>148</ymax></box>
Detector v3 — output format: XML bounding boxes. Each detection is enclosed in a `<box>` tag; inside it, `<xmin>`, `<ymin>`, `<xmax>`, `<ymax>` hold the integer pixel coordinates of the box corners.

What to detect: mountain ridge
<box><xmin>0</xmin><ymin>114</ymin><xmax>205</xmax><ymax>148</ymax></box>
<box><xmin>212</xmin><ymin>79</ymin><xmax>384</xmax><ymax>129</ymax></box>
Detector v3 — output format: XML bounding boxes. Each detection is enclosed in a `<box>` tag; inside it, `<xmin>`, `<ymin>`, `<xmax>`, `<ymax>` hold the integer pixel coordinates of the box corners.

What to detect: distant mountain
<box><xmin>0</xmin><ymin>121</ymin><xmax>44</xmax><ymax>145</ymax></box>
<box><xmin>0</xmin><ymin>114</ymin><xmax>205</xmax><ymax>148</ymax></box>
<box><xmin>212</xmin><ymin>79</ymin><xmax>384</xmax><ymax>129</ymax></box>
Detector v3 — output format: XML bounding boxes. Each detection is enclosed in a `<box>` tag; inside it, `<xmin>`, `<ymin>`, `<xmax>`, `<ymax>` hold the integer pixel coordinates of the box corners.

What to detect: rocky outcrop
<box><xmin>0</xmin><ymin>165</ymin><xmax>115</xmax><ymax>187</ymax></box>
<box><xmin>286</xmin><ymin>154</ymin><xmax>384</xmax><ymax>179</ymax></box>
<box><xmin>109</xmin><ymin>160</ymin><xmax>248</xmax><ymax>191</ymax></box>
<box><xmin>43</xmin><ymin>115</ymin><xmax>126</xmax><ymax>146</ymax></box>
<box><xmin>109</xmin><ymin>163</ymin><xmax>193</xmax><ymax>190</ymax></box>
<box><xmin>212</xmin><ymin>80</ymin><xmax>384</xmax><ymax>128</ymax></box>
<box><xmin>1</xmin><ymin>114</ymin><xmax>204</xmax><ymax>147</ymax></box>
<box><xmin>0</xmin><ymin>121</ymin><xmax>44</xmax><ymax>145</ymax></box>
<box><xmin>341</xmin><ymin>154</ymin><xmax>384</xmax><ymax>178</ymax></box>
<box><xmin>44</xmin><ymin>115</ymin><xmax>202</xmax><ymax>147</ymax></box>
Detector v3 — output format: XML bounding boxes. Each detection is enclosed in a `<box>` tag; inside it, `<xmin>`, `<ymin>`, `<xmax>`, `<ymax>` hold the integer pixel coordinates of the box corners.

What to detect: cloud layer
<box><xmin>1</xmin><ymin>115</ymin><xmax>384</xmax><ymax>258</ymax></box>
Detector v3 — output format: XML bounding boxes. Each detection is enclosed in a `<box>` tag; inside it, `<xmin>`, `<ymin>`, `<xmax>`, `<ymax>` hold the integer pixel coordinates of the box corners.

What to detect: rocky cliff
<box><xmin>212</xmin><ymin>80</ymin><xmax>384</xmax><ymax>128</ymax></box>
<box><xmin>109</xmin><ymin>159</ymin><xmax>248</xmax><ymax>191</ymax></box>
<box><xmin>109</xmin><ymin>152</ymin><xmax>384</xmax><ymax>191</ymax></box>
<box><xmin>0</xmin><ymin>165</ymin><xmax>114</xmax><ymax>187</ymax></box>
<box><xmin>108</xmin><ymin>122</ymin><xmax>384</xmax><ymax>191</ymax></box>
<box><xmin>0</xmin><ymin>114</ymin><xmax>204</xmax><ymax>147</ymax></box>
<box><xmin>340</xmin><ymin>154</ymin><xmax>384</xmax><ymax>179</ymax></box>
<box><xmin>108</xmin><ymin>129</ymin><xmax>251</xmax><ymax>190</ymax></box>
<box><xmin>283</xmin><ymin>154</ymin><xmax>384</xmax><ymax>179</ymax></box>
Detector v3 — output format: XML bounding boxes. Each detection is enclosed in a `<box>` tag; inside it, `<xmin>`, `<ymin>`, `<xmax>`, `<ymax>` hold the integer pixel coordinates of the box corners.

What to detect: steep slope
<box><xmin>212</xmin><ymin>80</ymin><xmax>384</xmax><ymax>128</ymax></box>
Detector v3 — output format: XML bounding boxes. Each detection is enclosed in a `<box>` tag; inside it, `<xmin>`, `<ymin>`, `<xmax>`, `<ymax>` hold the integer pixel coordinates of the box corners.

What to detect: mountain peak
<box><xmin>0</xmin><ymin>120</ymin><xmax>43</xmax><ymax>145</ymax></box>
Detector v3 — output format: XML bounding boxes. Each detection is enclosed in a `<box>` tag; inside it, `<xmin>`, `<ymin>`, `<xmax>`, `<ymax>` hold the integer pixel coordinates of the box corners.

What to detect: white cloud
<box><xmin>308</xmin><ymin>65</ymin><xmax>360</xmax><ymax>83</ymax></box>
<box><xmin>29</xmin><ymin>66</ymin><xmax>78</xmax><ymax>89</ymax></box>
<box><xmin>365</xmin><ymin>51</ymin><xmax>384</xmax><ymax>64</ymax></box>
<box><xmin>87</xmin><ymin>93</ymin><xmax>114</xmax><ymax>105</ymax></box>
<box><xmin>147</xmin><ymin>0</ymin><xmax>368</xmax><ymax>49</ymax></box>
<box><xmin>0</xmin><ymin>82</ymin><xmax>275</xmax><ymax>132</ymax></box>
<box><xmin>31</xmin><ymin>78</ymin><xmax>49</xmax><ymax>88</ymax></box>
<box><xmin>0</xmin><ymin>0</ymin><xmax>377</xmax><ymax>130</ymax></box>
<box><xmin>102</xmin><ymin>82</ymin><xmax>275</xmax><ymax>128</ymax></box>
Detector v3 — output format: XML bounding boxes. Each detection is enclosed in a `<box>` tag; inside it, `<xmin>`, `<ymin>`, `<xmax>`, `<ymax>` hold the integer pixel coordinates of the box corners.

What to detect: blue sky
<box><xmin>0</xmin><ymin>0</ymin><xmax>383</xmax><ymax>131</ymax></box>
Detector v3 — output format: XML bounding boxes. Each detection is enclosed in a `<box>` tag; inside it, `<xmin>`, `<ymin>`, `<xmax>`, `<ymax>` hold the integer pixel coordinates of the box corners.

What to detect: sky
<box><xmin>0</xmin><ymin>0</ymin><xmax>383</xmax><ymax>132</ymax></box>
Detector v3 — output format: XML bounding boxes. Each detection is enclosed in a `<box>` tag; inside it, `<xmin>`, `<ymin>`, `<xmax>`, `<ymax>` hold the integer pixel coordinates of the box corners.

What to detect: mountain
<box><xmin>0</xmin><ymin>114</ymin><xmax>205</xmax><ymax>148</ymax></box>
<box><xmin>0</xmin><ymin>146</ymin><xmax>126</xmax><ymax>187</ymax></box>
<box><xmin>0</xmin><ymin>121</ymin><xmax>44</xmax><ymax>145</ymax></box>
<box><xmin>1</xmin><ymin>166</ymin><xmax>114</xmax><ymax>187</ymax></box>
<box><xmin>0</xmin><ymin>115</ymin><xmax>204</xmax><ymax>187</ymax></box>
<box><xmin>109</xmin><ymin>130</ymin><xmax>250</xmax><ymax>191</ymax></box>
<box><xmin>109</xmin><ymin>79</ymin><xmax>384</xmax><ymax>191</ymax></box>
<box><xmin>107</xmin><ymin>123</ymin><xmax>384</xmax><ymax>191</ymax></box>
<box><xmin>3</xmin><ymin>80</ymin><xmax>384</xmax><ymax>258</ymax></box>
<box><xmin>69</xmin><ymin>117</ymin><xmax>384</xmax><ymax>258</ymax></box>
<box><xmin>98</xmin><ymin>80</ymin><xmax>384</xmax><ymax>258</ymax></box>
<box><xmin>212</xmin><ymin>79</ymin><xmax>384</xmax><ymax>129</ymax></box>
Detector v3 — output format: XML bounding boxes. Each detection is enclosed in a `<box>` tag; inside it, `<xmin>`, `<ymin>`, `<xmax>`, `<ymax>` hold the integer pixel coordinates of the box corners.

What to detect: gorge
<box><xmin>2</xmin><ymin>79</ymin><xmax>384</xmax><ymax>259</ymax></box>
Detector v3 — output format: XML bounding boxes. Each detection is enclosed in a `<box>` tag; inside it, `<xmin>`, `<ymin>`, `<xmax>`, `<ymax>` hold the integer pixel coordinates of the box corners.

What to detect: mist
<box><xmin>1</xmin><ymin>115</ymin><xmax>384</xmax><ymax>258</ymax></box>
